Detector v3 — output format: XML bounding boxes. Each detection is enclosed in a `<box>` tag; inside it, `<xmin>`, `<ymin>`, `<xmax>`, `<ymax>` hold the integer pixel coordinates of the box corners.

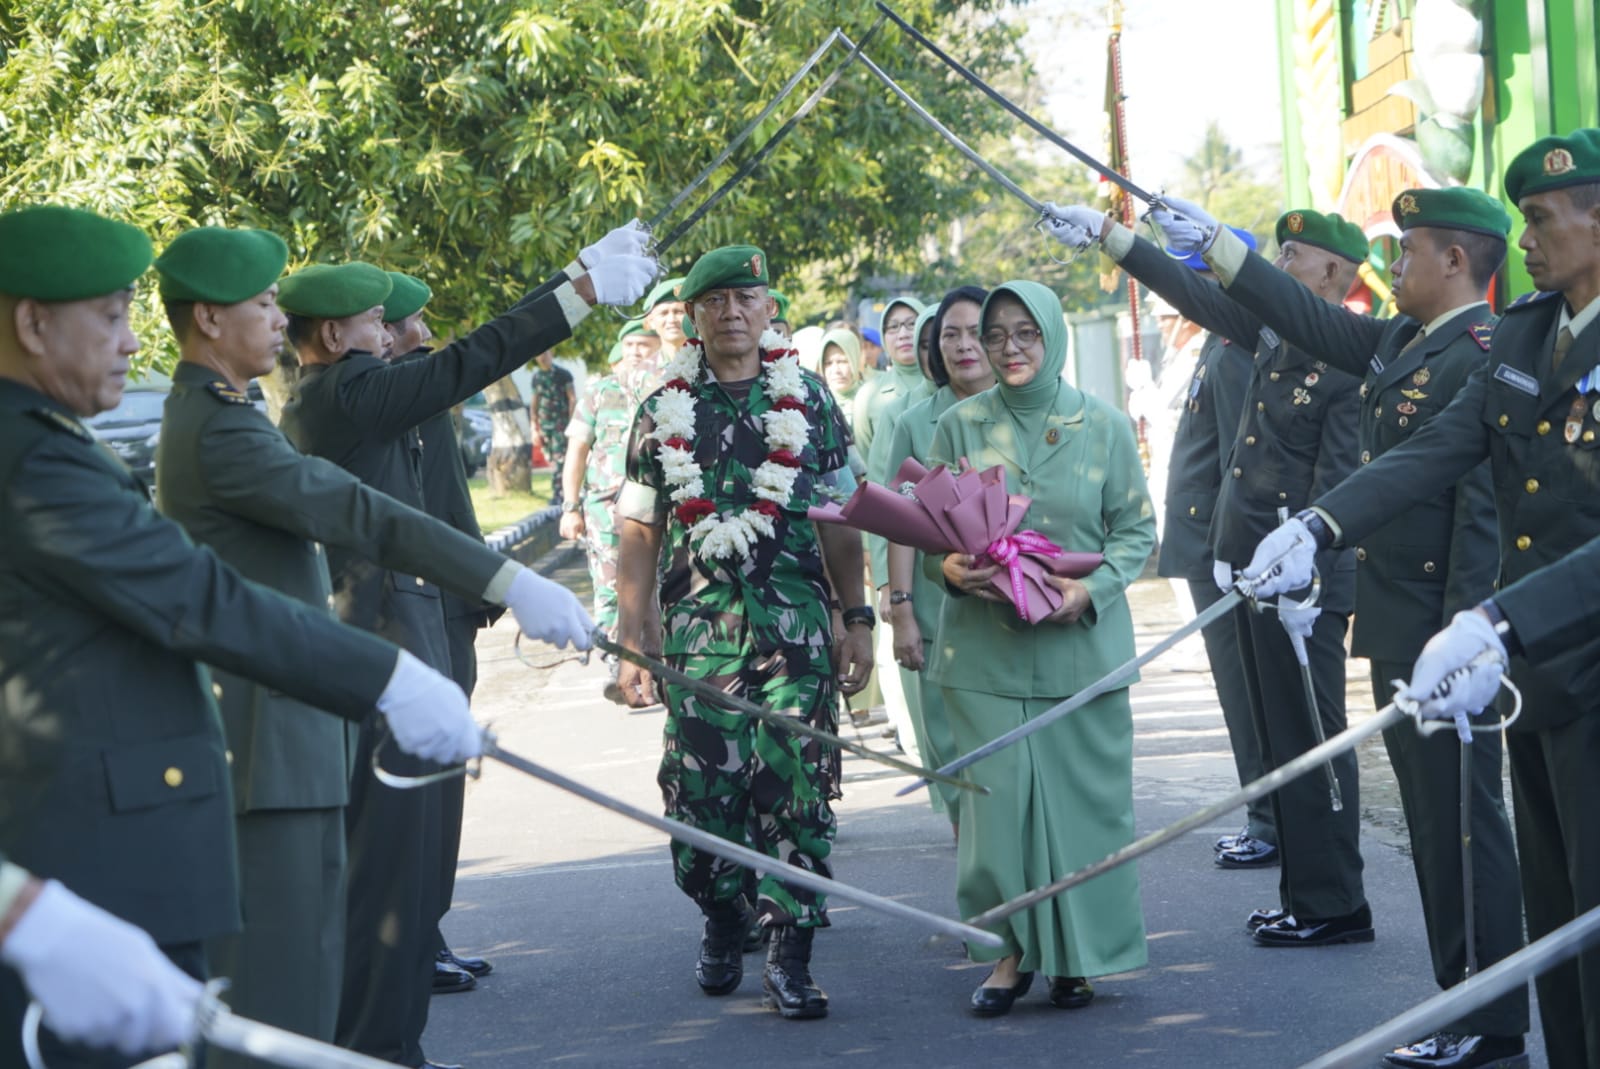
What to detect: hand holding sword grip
<box><xmin>1397</xmin><ymin>611</ymin><xmax>1511</xmax><ymax>728</ymax></box>
<box><xmin>1142</xmin><ymin>194</ymin><xmax>1220</xmax><ymax>257</ymax></box>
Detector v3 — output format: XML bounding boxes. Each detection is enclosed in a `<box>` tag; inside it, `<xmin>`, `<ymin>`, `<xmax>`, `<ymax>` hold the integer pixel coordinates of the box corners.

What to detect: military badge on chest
<box><xmin>1400</xmin><ymin>366</ymin><xmax>1431</xmax><ymax>402</ymax></box>
<box><xmin>1566</xmin><ymin>395</ymin><xmax>1589</xmax><ymax>444</ymax></box>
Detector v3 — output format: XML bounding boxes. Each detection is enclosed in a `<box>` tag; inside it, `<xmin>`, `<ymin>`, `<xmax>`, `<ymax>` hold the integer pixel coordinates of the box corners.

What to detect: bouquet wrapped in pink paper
<box><xmin>808</xmin><ymin>458</ymin><xmax>1103</xmax><ymax>623</ymax></box>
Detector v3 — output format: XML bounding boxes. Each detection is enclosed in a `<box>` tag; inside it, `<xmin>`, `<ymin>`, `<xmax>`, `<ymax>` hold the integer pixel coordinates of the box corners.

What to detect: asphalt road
<box><xmin>422</xmin><ymin>554</ymin><xmax>1547</xmax><ymax>1068</ymax></box>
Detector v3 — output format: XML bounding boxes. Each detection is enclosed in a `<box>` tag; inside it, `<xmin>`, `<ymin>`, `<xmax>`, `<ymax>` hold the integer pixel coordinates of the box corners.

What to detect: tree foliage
<box><xmin>0</xmin><ymin>0</ymin><xmax>1031</xmax><ymax>375</ymax></box>
<box><xmin>1180</xmin><ymin>120</ymin><xmax>1283</xmax><ymax>247</ymax></box>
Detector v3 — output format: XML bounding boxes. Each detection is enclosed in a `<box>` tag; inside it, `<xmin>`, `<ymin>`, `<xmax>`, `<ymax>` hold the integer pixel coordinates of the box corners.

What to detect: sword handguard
<box><xmin>370</xmin><ymin>733</ymin><xmax>484</xmax><ymax>790</ymax></box>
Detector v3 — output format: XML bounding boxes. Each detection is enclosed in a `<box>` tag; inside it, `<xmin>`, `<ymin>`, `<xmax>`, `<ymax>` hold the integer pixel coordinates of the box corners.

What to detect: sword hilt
<box><xmin>370</xmin><ymin>731</ymin><xmax>484</xmax><ymax>790</ymax></box>
<box><xmin>1393</xmin><ymin>651</ymin><xmax>1522</xmax><ymax>737</ymax></box>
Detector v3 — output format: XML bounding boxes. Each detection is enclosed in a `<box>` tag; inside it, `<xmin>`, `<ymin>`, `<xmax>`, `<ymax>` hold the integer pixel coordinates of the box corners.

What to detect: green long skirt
<box><xmin>944</xmin><ymin>686</ymin><xmax>1147</xmax><ymax>978</ymax></box>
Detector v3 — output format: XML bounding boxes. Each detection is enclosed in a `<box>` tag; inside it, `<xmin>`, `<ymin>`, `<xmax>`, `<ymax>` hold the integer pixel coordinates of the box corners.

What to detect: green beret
<box><xmin>0</xmin><ymin>205</ymin><xmax>152</xmax><ymax>302</ymax></box>
<box><xmin>1276</xmin><ymin>209</ymin><xmax>1369</xmax><ymax>265</ymax></box>
<box><xmin>155</xmin><ymin>227</ymin><xmax>288</xmax><ymax>304</ymax></box>
<box><xmin>676</xmin><ymin>245</ymin><xmax>769</xmax><ymax>302</ymax></box>
<box><xmin>1391</xmin><ymin>188</ymin><xmax>1510</xmax><ymax>239</ymax></box>
<box><xmin>277</xmin><ymin>262</ymin><xmax>393</xmax><ymax>319</ymax></box>
<box><xmin>382</xmin><ymin>272</ymin><xmax>432</xmax><ymax>322</ymax></box>
<box><xmin>1504</xmin><ymin>129</ymin><xmax>1600</xmax><ymax>203</ymax></box>
<box><xmin>644</xmin><ymin>277</ymin><xmax>686</xmax><ymax>311</ymax></box>
<box><xmin>617</xmin><ymin>320</ymin><xmax>657</xmax><ymax>342</ymax></box>
<box><xmin>606</xmin><ymin>340</ymin><xmax>625</xmax><ymax>366</ymax></box>
<box><xmin>770</xmin><ymin>290</ymin><xmax>792</xmax><ymax>322</ymax></box>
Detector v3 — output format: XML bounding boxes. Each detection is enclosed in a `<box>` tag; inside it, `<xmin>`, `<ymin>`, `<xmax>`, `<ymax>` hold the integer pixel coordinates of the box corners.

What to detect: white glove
<box><xmin>1212</xmin><ymin>560</ymin><xmax>1235</xmax><ymax>594</ymax></box>
<box><xmin>1241</xmin><ymin>517</ymin><xmax>1318</xmax><ymax>599</ymax></box>
<box><xmin>587</xmin><ymin>253</ymin><xmax>658</xmax><ymax>307</ymax></box>
<box><xmin>580</xmin><ymin>218</ymin><xmax>650</xmax><ymax>269</ymax></box>
<box><xmin>1277</xmin><ymin>597</ymin><xmax>1320</xmax><ymax>642</ymax></box>
<box><xmin>1398</xmin><ymin>609</ymin><xmax>1507</xmax><ymax>721</ymax></box>
<box><xmin>1146</xmin><ymin>195</ymin><xmax>1220</xmax><ymax>257</ymax></box>
<box><xmin>376</xmin><ymin>650</ymin><xmax>483</xmax><ymax>764</ymax></box>
<box><xmin>0</xmin><ymin>879</ymin><xmax>201</xmax><ymax>1055</ymax></box>
<box><xmin>1040</xmin><ymin>202</ymin><xmax>1107</xmax><ymax>251</ymax></box>
<box><xmin>505</xmin><ymin>566</ymin><xmax>596</xmax><ymax>651</ymax></box>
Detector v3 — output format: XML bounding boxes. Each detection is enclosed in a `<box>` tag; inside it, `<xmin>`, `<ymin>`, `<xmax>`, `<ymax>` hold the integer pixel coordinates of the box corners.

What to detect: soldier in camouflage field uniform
<box><xmin>529</xmin><ymin>348</ymin><xmax>575</xmax><ymax>504</ymax></box>
<box><xmin>615</xmin><ymin>245</ymin><xmax>871</xmax><ymax>1021</ymax></box>
<box><xmin>560</xmin><ymin>321</ymin><xmax>664</xmax><ymax>636</ymax></box>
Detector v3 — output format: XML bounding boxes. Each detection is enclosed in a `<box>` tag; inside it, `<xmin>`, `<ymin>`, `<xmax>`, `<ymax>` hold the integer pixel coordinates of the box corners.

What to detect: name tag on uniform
<box><xmin>1259</xmin><ymin>327</ymin><xmax>1280</xmax><ymax>350</ymax></box>
<box><xmin>1492</xmin><ymin>364</ymin><xmax>1540</xmax><ymax>397</ymax></box>
<box><xmin>1369</xmin><ymin>355</ymin><xmax>1384</xmax><ymax>376</ymax></box>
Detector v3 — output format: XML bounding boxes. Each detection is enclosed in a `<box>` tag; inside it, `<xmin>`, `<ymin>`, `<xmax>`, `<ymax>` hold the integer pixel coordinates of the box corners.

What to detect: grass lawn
<box><xmin>468</xmin><ymin>476</ymin><xmax>553</xmax><ymax>532</ymax></box>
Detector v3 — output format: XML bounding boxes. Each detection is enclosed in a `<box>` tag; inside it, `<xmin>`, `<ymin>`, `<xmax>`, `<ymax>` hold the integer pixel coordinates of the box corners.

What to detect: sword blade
<box><xmin>1298</xmin><ymin>903</ymin><xmax>1600</xmax><ymax>1069</ymax></box>
<box><xmin>841</xmin><ymin>34</ymin><xmax>1043</xmax><ymax>214</ymax></box>
<box><xmin>484</xmin><ymin>738</ymin><xmax>1005</xmax><ymax>948</ymax></box>
<box><xmin>653</xmin><ymin>14</ymin><xmax>887</xmax><ymax>255</ymax></box>
<box><xmin>1460</xmin><ymin>736</ymin><xmax>1477</xmax><ymax>978</ymax></box>
<box><xmin>647</xmin><ymin>29</ymin><xmax>844</xmax><ymax>231</ymax></box>
<box><xmin>895</xmin><ymin>587</ymin><xmax>1244</xmax><ymax>796</ymax></box>
<box><xmin>595</xmin><ymin>633</ymin><xmax>985</xmax><ymax>795</ymax></box>
<box><xmin>203</xmin><ymin>1007</ymin><xmax>396</xmax><ymax>1069</ymax></box>
<box><xmin>1290</xmin><ymin>633</ymin><xmax>1345</xmax><ymax>812</ymax></box>
<box><xmin>874</xmin><ymin>2</ymin><xmax>1162</xmax><ymax>206</ymax></box>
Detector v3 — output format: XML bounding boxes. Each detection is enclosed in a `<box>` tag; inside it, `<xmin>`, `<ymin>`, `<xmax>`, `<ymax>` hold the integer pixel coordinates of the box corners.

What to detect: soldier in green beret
<box><xmin>769</xmin><ymin>290</ymin><xmax>794</xmax><ymax>341</ymax></box>
<box><xmin>277</xmin><ymin>223</ymin><xmax>653</xmax><ymax>1066</ymax></box>
<box><xmin>0</xmin><ymin>206</ymin><xmax>484</xmax><ymax>1068</ymax></box>
<box><xmin>644</xmin><ymin>276</ymin><xmax>689</xmax><ymax>360</ymax></box>
<box><xmin>1132</xmin><ymin>189</ymin><xmax>1527</xmax><ymax>1066</ymax></box>
<box><xmin>560</xmin><ymin>320</ymin><xmax>664</xmax><ymax>693</ymax></box>
<box><xmin>614</xmin><ymin>244</ymin><xmax>871</xmax><ymax>1020</ymax></box>
<box><xmin>1046</xmin><ymin>200</ymin><xmax>1372</xmax><ymax>949</ymax></box>
<box><xmin>152</xmin><ymin>232</ymin><xmax>565</xmax><ymax>1056</ymax></box>
<box><xmin>1242</xmin><ymin>128</ymin><xmax>1600</xmax><ymax>1069</ymax></box>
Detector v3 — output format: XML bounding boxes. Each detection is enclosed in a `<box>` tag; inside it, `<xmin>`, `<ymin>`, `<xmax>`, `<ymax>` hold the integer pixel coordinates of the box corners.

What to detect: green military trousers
<box><xmin>581</xmin><ymin>496</ymin><xmax>621</xmax><ymax>633</ymax></box>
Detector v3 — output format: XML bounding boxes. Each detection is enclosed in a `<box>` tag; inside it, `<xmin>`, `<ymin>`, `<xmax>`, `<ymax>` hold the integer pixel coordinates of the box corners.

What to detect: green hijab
<box><xmin>882</xmin><ymin>296</ymin><xmax>927</xmax><ymax>389</ymax></box>
<box><xmin>912</xmin><ymin>304</ymin><xmax>938</xmax><ymax>381</ymax></box>
<box><xmin>982</xmin><ymin>280</ymin><xmax>1067</xmax><ymax>427</ymax></box>
<box><xmin>820</xmin><ymin>327</ymin><xmax>863</xmax><ymax>401</ymax></box>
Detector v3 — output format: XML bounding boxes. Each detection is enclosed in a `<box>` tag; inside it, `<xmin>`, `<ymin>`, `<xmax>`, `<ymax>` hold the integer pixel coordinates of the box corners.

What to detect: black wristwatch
<box><xmin>1294</xmin><ymin>508</ymin><xmax>1335</xmax><ymax>550</ymax></box>
<box><xmin>889</xmin><ymin>590</ymin><xmax>913</xmax><ymax>606</ymax></box>
<box><xmin>841</xmin><ymin>605</ymin><xmax>876</xmax><ymax>630</ymax></box>
<box><xmin>1479</xmin><ymin>600</ymin><xmax>1521</xmax><ymax>658</ymax></box>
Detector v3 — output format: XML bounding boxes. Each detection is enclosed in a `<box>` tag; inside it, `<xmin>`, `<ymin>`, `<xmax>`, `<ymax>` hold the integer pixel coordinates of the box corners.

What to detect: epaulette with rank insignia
<box><xmin>1469</xmin><ymin>321</ymin><xmax>1494</xmax><ymax>351</ymax></box>
<box><xmin>206</xmin><ymin>380</ymin><xmax>253</xmax><ymax>406</ymax></box>
<box><xmin>1505</xmin><ymin>290</ymin><xmax>1559</xmax><ymax>312</ymax></box>
<box><xmin>27</xmin><ymin>407</ymin><xmax>92</xmax><ymax>442</ymax></box>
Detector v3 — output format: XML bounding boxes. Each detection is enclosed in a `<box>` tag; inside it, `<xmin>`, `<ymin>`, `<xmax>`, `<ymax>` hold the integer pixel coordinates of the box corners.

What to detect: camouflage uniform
<box><xmin>566</xmin><ymin>361</ymin><xmax>661</xmax><ymax>632</ymax></box>
<box><xmin>620</xmin><ymin>369</ymin><xmax>852</xmax><ymax>927</ymax></box>
<box><xmin>529</xmin><ymin>362</ymin><xmax>574</xmax><ymax>497</ymax></box>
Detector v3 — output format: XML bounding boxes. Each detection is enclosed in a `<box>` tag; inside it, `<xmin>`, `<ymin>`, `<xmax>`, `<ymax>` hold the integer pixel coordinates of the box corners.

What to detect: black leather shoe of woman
<box><xmin>969</xmin><ymin>970</ymin><xmax>1035</xmax><ymax>1017</ymax></box>
<box><xmin>1047</xmin><ymin>976</ymin><xmax>1094</xmax><ymax>1009</ymax></box>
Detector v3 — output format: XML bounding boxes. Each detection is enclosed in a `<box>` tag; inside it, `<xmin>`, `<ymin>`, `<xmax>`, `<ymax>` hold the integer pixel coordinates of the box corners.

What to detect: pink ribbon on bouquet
<box><xmin>983</xmin><ymin>530</ymin><xmax>1064</xmax><ymax>623</ymax></box>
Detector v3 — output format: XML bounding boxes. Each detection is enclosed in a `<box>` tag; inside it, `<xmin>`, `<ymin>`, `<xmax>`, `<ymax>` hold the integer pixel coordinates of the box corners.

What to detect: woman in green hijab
<box><xmin>820</xmin><ymin>328</ymin><xmax>863</xmax><ymax>405</ymax></box>
<box><xmin>850</xmin><ymin>296</ymin><xmax>926</xmax><ymax>461</ymax></box>
<box><xmin>925</xmin><ymin>279</ymin><xmax>1156</xmax><ymax>1017</ymax></box>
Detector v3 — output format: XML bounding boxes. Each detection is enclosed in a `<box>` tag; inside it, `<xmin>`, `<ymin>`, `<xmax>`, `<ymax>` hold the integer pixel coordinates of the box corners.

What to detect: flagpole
<box><xmin>1106</xmin><ymin>1</ymin><xmax>1149</xmax><ymax>458</ymax></box>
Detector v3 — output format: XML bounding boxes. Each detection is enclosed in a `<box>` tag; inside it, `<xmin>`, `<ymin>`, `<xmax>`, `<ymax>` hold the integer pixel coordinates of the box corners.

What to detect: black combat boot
<box><xmin>695</xmin><ymin>898</ymin><xmax>752</xmax><ymax>996</ymax></box>
<box><xmin>762</xmin><ymin>925</ymin><xmax>828</xmax><ymax>1019</ymax></box>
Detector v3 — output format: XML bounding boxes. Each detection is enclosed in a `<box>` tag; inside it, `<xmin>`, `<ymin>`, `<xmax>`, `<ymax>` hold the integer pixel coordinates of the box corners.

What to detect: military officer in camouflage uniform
<box><xmin>614</xmin><ymin>245</ymin><xmax>872</xmax><ymax>1020</ymax></box>
<box><xmin>1245</xmin><ymin>129</ymin><xmax>1600</xmax><ymax>1069</ymax></box>
<box><xmin>1049</xmin><ymin>202</ymin><xmax>1372</xmax><ymax>948</ymax></box>
<box><xmin>278</xmin><ymin>233</ymin><xmax>652</xmax><ymax>1067</ymax></box>
<box><xmin>151</xmin><ymin>233</ymin><xmax>561</xmax><ymax>1057</ymax></box>
<box><xmin>529</xmin><ymin>348</ymin><xmax>576</xmax><ymax>505</ymax></box>
<box><xmin>0</xmin><ymin>206</ymin><xmax>482</xmax><ymax>1069</ymax></box>
<box><xmin>560</xmin><ymin>320</ymin><xmax>663</xmax><ymax>641</ymax></box>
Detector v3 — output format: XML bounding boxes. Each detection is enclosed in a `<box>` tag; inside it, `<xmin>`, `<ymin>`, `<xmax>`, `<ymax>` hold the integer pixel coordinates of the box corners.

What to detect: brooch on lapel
<box><xmin>1292</xmin><ymin>387</ymin><xmax>1312</xmax><ymax>406</ymax></box>
<box><xmin>1045</xmin><ymin>428</ymin><xmax>1061</xmax><ymax>445</ymax></box>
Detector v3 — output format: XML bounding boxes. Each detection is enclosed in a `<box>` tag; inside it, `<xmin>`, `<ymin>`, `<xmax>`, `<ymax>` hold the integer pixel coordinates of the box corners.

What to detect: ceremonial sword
<box><xmin>1298</xmin><ymin>901</ymin><xmax>1600</xmax><ymax>1069</ymax></box>
<box><xmin>959</xmin><ymin>656</ymin><xmax>1521</xmax><ymax>935</ymax></box>
<box><xmin>1275</xmin><ymin>507</ymin><xmax>1341</xmax><ymax>812</ymax></box>
<box><xmin>873</xmin><ymin>2</ymin><xmax>1166</xmax><ymax>209</ymax></box>
<box><xmin>24</xmin><ymin>987</ymin><xmax>398</xmax><ymax>1069</ymax></box>
<box><xmin>371</xmin><ymin>731</ymin><xmax>1003</xmax><ymax>948</ymax></box>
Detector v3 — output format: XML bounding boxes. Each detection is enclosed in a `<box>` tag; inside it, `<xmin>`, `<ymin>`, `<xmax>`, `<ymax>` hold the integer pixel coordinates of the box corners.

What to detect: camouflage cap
<box><xmin>277</xmin><ymin>262</ymin><xmax>393</xmax><ymax>319</ymax></box>
<box><xmin>382</xmin><ymin>272</ymin><xmax>432</xmax><ymax>322</ymax></box>
<box><xmin>156</xmin><ymin>227</ymin><xmax>288</xmax><ymax>304</ymax></box>
<box><xmin>676</xmin><ymin>245</ymin><xmax>768</xmax><ymax>302</ymax></box>
<box><xmin>1504</xmin><ymin>129</ymin><xmax>1600</xmax><ymax>204</ymax></box>
<box><xmin>0</xmin><ymin>205</ymin><xmax>152</xmax><ymax>302</ymax></box>
<box><xmin>1276</xmin><ymin>209</ymin><xmax>1369</xmax><ymax>265</ymax></box>
<box><xmin>1391</xmin><ymin>187</ymin><xmax>1511</xmax><ymax>238</ymax></box>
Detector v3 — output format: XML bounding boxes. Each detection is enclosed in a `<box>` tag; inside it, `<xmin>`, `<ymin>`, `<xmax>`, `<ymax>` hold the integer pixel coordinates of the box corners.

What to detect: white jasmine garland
<box><xmin>650</xmin><ymin>334</ymin><xmax>813</xmax><ymax>562</ymax></box>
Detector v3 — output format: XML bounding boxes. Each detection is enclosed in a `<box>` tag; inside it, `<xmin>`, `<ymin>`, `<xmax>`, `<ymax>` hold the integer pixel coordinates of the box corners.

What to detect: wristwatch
<box><xmin>889</xmin><ymin>590</ymin><xmax>914</xmax><ymax>606</ymax></box>
<box><xmin>561</xmin><ymin>500</ymin><xmax>581</xmax><ymax>514</ymax></box>
<box><xmin>841</xmin><ymin>606</ymin><xmax>876</xmax><ymax>630</ymax></box>
<box><xmin>1479</xmin><ymin>600</ymin><xmax>1521</xmax><ymax>657</ymax></box>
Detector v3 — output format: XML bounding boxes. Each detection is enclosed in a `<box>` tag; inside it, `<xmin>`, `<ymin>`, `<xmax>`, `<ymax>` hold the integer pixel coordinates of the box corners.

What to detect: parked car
<box><xmin>86</xmin><ymin>385</ymin><xmax>167</xmax><ymax>485</ymax></box>
<box><xmin>458</xmin><ymin>406</ymin><xmax>492</xmax><ymax>476</ymax></box>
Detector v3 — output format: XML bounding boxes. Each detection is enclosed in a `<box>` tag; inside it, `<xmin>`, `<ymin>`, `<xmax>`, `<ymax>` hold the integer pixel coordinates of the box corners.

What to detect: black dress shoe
<box><xmin>763</xmin><ymin>926</ymin><xmax>828</xmax><ymax>1019</ymax></box>
<box><xmin>437</xmin><ymin>947</ymin><xmax>492</xmax><ymax>978</ymax></box>
<box><xmin>696</xmin><ymin>898</ymin><xmax>753</xmax><ymax>995</ymax></box>
<box><xmin>1253</xmin><ymin>905</ymin><xmax>1374</xmax><ymax>947</ymax></box>
<box><xmin>432</xmin><ymin>961</ymin><xmax>476</xmax><ymax>994</ymax></box>
<box><xmin>1214</xmin><ymin>826</ymin><xmax>1248</xmax><ymax>851</ymax></box>
<box><xmin>1245</xmin><ymin>906</ymin><xmax>1287</xmax><ymax>932</ymax></box>
<box><xmin>1214</xmin><ymin>836</ymin><xmax>1280</xmax><ymax>868</ymax></box>
<box><xmin>1382</xmin><ymin>1032</ymin><xmax>1527</xmax><ymax>1068</ymax></box>
<box><xmin>969</xmin><ymin>970</ymin><xmax>1035</xmax><ymax>1017</ymax></box>
<box><xmin>1046</xmin><ymin>976</ymin><xmax>1094</xmax><ymax>1009</ymax></box>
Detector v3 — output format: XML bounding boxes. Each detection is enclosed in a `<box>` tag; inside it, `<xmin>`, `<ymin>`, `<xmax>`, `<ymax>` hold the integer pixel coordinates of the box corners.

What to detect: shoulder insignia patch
<box><xmin>206</xmin><ymin>381</ymin><xmax>253</xmax><ymax>406</ymax></box>
<box><xmin>1469</xmin><ymin>321</ymin><xmax>1494</xmax><ymax>351</ymax></box>
<box><xmin>27</xmin><ymin>407</ymin><xmax>92</xmax><ymax>442</ymax></box>
<box><xmin>1506</xmin><ymin>290</ymin><xmax>1559</xmax><ymax>311</ymax></box>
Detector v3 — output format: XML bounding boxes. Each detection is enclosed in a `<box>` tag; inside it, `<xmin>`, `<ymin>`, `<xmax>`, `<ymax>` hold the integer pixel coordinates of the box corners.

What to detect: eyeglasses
<box><xmin>884</xmin><ymin>318</ymin><xmax>919</xmax><ymax>334</ymax></box>
<box><xmin>980</xmin><ymin>327</ymin><xmax>1043</xmax><ymax>352</ymax></box>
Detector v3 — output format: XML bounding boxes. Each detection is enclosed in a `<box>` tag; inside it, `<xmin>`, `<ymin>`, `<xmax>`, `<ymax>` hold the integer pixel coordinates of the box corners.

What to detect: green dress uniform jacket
<box><xmin>1218</xmin><ymin>259</ymin><xmax>1524</xmax><ymax>1038</ymax></box>
<box><xmin>0</xmin><ymin>379</ymin><xmax>397</xmax><ymax>945</ymax></box>
<box><xmin>1314</xmin><ymin>289</ymin><xmax>1600</xmax><ymax>1067</ymax></box>
<box><xmin>1496</xmin><ymin>531</ymin><xmax>1600</xmax><ymax>665</ymax></box>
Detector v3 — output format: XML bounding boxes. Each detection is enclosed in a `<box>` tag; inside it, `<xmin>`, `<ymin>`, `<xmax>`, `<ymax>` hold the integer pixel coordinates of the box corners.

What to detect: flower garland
<box><xmin>652</xmin><ymin>329</ymin><xmax>810</xmax><ymax>562</ymax></box>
